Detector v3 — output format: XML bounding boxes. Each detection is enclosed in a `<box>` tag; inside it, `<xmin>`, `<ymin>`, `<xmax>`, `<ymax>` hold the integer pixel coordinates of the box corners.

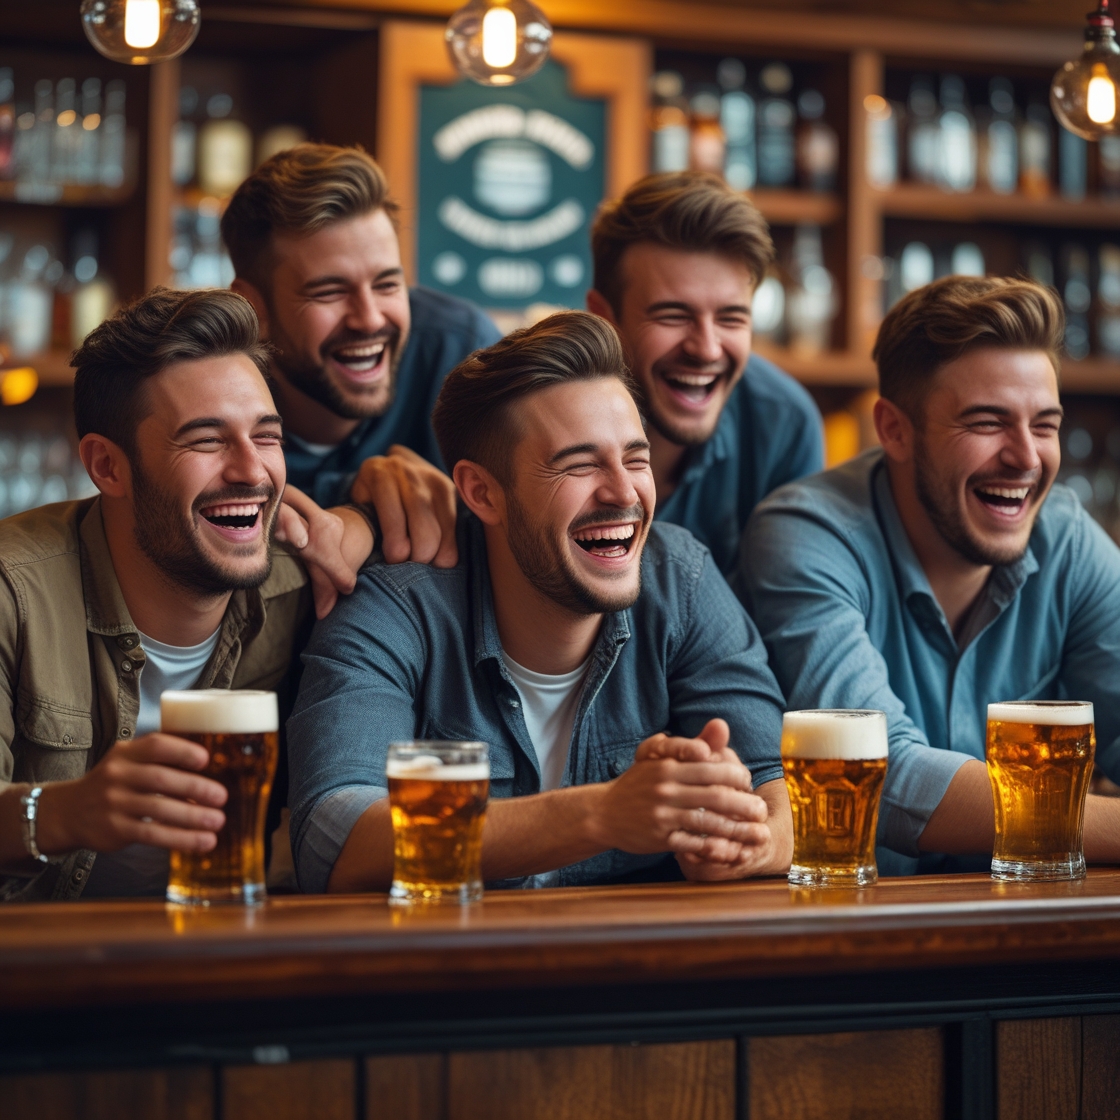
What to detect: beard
<box><xmin>269</xmin><ymin>317</ymin><xmax>403</xmax><ymax>422</ymax></box>
<box><xmin>131</xmin><ymin>464</ymin><xmax>277</xmax><ymax>597</ymax></box>
<box><xmin>636</xmin><ymin>351</ymin><xmax>738</xmax><ymax>447</ymax></box>
<box><xmin>505</xmin><ymin>495</ymin><xmax>648</xmax><ymax>616</ymax></box>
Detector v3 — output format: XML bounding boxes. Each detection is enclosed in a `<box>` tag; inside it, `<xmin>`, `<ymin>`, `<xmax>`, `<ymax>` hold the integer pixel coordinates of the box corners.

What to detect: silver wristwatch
<box><xmin>19</xmin><ymin>785</ymin><xmax>49</xmax><ymax>864</ymax></box>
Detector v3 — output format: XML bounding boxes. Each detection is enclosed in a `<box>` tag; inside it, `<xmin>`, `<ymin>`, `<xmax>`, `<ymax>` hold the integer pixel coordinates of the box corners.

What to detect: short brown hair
<box><xmin>432</xmin><ymin>311</ymin><xmax>634</xmax><ymax>482</ymax></box>
<box><xmin>73</xmin><ymin>287</ymin><xmax>271</xmax><ymax>457</ymax></box>
<box><xmin>221</xmin><ymin>143</ymin><xmax>398</xmax><ymax>290</ymax></box>
<box><xmin>874</xmin><ymin>276</ymin><xmax>1065</xmax><ymax>417</ymax></box>
<box><xmin>591</xmin><ymin>171</ymin><xmax>774</xmax><ymax>313</ymax></box>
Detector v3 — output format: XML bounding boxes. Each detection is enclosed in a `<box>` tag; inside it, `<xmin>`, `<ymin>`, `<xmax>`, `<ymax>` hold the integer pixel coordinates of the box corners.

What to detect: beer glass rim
<box><xmin>987</xmin><ymin>701</ymin><xmax>1094</xmax><ymax>727</ymax></box>
<box><xmin>782</xmin><ymin>709</ymin><xmax>886</xmax><ymax>719</ymax></box>
<box><xmin>388</xmin><ymin>740</ymin><xmax>488</xmax><ymax>754</ymax></box>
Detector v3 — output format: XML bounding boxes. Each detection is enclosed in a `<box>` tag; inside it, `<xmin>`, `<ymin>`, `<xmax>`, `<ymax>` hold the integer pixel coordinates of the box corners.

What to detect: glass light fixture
<box><xmin>446</xmin><ymin>0</ymin><xmax>553</xmax><ymax>87</ymax></box>
<box><xmin>81</xmin><ymin>0</ymin><xmax>200</xmax><ymax>66</ymax></box>
<box><xmin>1051</xmin><ymin>0</ymin><xmax>1120</xmax><ymax>139</ymax></box>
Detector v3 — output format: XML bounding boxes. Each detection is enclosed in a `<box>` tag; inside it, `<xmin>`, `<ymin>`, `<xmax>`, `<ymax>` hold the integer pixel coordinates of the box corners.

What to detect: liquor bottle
<box><xmin>52</xmin><ymin>78</ymin><xmax>82</xmax><ymax>185</ymax></box>
<box><xmin>984</xmin><ymin>77</ymin><xmax>1018</xmax><ymax>194</ymax></box>
<box><xmin>796</xmin><ymin>89</ymin><xmax>839</xmax><ymax>192</ymax></box>
<box><xmin>907</xmin><ymin>75</ymin><xmax>940</xmax><ymax>183</ymax></box>
<box><xmin>8</xmin><ymin>244</ymin><xmax>54</xmax><ymax>357</ymax></box>
<box><xmin>76</xmin><ymin>79</ymin><xmax>102</xmax><ymax>186</ymax></box>
<box><xmin>1097</xmin><ymin>244</ymin><xmax>1120</xmax><ymax>358</ymax></box>
<box><xmin>951</xmin><ymin>242</ymin><xmax>984</xmax><ymax>277</ymax></box>
<box><xmin>1059</xmin><ymin>126</ymin><xmax>1088</xmax><ymax>201</ymax></box>
<box><xmin>757</xmin><ymin>62</ymin><xmax>795</xmax><ymax>187</ymax></box>
<box><xmin>689</xmin><ymin>89</ymin><xmax>726</xmax><ymax>175</ymax></box>
<box><xmin>198</xmin><ymin>93</ymin><xmax>252</xmax><ymax>197</ymax></box>
<box><xmin>1062</xmin><ymin>244</ymin><xmax>1092</xmax><ymax>359</ymax></box>
<box><xmin>69</xmin><ymin>229</ymin><xmax>115</xmax><ymax>347</ymax></box>
<box><xmin>937</xmin><ymin>74</ymin><xmax>976</xmax><ymax>192</ymax></box>
<box><xmin>19</xmin><ymin>80</ymin><xmax>54</xmax><ymax>184</ymax></box>
<box><xmin>786</xmin><ymin>224</ymin><xmax>836</xmax><ymax>354</ymax></box>
<box><xmin>650</xmin><ymin>71</ymin><xmax>690</xmax><ymax>174</ymax></box>
<box><xmin>864</xmin><ymin>94</ymin><xmax>898</xmax><ymax>189</ymax></box>
<box><xmin>0</xmin><ymin>69</ymin><xmax>14</xmax><ymax>180</ymax></box>
<box><xmin>900</xmin><ymin>241</ymin><xmax>934</xmax><ymax>293</ymax></box>
<box><xmin>718</xmin><ymin>58</ymin><xmax>756</xmax><ymax>191</ymax></box>
<box><xmin>98</xmin><ymin>80</ymin><xmax>126</xmax><ymax>189</ymax></box>
<box><xmin>256</xmin><ymin>124</ymin><xmax>307</xmax><ymax>167</ymax></box>
<box><xmin>1100</xmin><ymin>135</ymin><xmax>1120</xmax><ymax>196</ymax></box>
<box><xmin>1025</xmin><ymin>241</ymin><xmax>1055</xmax><ymax>288</ymax></box>
<box><xmin>171</xmin><ymin>86</ymin><xmax>199</xmax><ymax>187</ymax></box>
<box><xmin>1020</xmin><ymin>103</ymin><xmax>1052</xmax><ymax>199</ymax></box>
<box><xmin>751</xmin><ymin>273</ymin><xmax>786</xmax><ymax>343</ymax></box>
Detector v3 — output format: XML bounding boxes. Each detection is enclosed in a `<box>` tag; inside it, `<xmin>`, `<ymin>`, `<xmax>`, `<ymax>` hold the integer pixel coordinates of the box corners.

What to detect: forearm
<box><xmin>755</xmin><ymin>779</ymin><xmax>793</xmax><ymax>874</ymax></box>
<box><xmin>0</xmin><ymin>783</ymin><xmax>38</xmax><ymax>873</ymax></box>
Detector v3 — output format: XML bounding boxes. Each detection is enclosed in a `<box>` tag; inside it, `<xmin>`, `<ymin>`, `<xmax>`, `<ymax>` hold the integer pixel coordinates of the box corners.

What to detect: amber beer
<box><xmin>782</xmin><ymin>710</ymin><xmax>888</xmax><ymax>887</ymax></box>
<box><xmin>162</xmin><ymin>689</ymin><xmax>279</xmax><ymax>905</ymax></box>
<box><xmin>987</xmin><ymin>701</ymin><xmax>1095</xmax><ymax>881</ymax></box>
<box><xmin>387</xmin><ymin>741</ymin><xmax>489</xmax><ymax>905</ymax></box>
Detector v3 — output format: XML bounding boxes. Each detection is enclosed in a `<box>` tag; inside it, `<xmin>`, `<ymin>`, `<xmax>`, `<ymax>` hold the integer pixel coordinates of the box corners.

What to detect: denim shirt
<box><xmin>737</xmin><ymin>449</ymin><xmax>1120</xmax><ymax>875</ymax></box>
<box><xmin>283</xmin><ymin>287</ymin><xmax>501</xmax><ymax>507</ymax></box>
<box><xmin>655</xmin><ymin>352</ymin><xmax>823</xmax><ymax>575</ymax></box>
<box><xmin>288</xmin><ymin>518</ymin><xmax>786</xmax><ymax>893</ymax></box>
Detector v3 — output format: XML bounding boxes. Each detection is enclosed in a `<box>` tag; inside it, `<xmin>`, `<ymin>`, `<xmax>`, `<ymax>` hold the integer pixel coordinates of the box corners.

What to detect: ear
<box><xmin>453</xmin><ymin>460</ymin><xmax>506</xmax><ymax>526</ymax></box>
<box><xmin>79</xmin><ymin>434</ymin><xmax>133</xmax><ymax>499</ymax></box>
<box><xmin>231</xmin><ymin>277</ymin><xmax>271</xmax><ymax>340</ymax></box>
<box><xmin>873</xmin><ymin>396</ymin><xmax>915</xmax><ymax>464</ymax></box>
<box><xmin>586</xmin><ymin>288</ymin><xmax>619</xmax><ymax>327</ymax></box>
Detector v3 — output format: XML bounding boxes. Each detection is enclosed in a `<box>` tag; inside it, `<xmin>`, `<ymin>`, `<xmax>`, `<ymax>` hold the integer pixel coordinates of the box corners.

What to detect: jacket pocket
<box><xmin>16</xmin><ymin>692</ymin><xmax>94</xmax><ymax>750</ymax></box>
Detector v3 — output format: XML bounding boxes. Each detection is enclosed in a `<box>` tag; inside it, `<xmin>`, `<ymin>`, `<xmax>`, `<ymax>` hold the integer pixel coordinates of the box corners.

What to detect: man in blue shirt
<box><xmin>288</xmin><ymin>311</ymin><xmax>792</xmax><ymax>892</ymax></box>
<box><xmin>738</xmin><ymin>276</ymin><xmax>1120</xmax><ymax>874</ymax></box>
<box><xmin>222</xmin><ymin>144</ymin><xmax>501</xmax><ymax>564</ymax></box>
<box><xmin>587</xmin><ymin>172</ymin><xmax>823</xmax><ymax>574</ymax></box>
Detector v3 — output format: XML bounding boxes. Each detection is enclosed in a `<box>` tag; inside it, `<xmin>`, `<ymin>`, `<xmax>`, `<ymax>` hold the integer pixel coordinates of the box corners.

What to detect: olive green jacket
<box><xmin>0</xmin><ymin>498</ymin><xmax>312</xmax><ymax>901</ymax></box>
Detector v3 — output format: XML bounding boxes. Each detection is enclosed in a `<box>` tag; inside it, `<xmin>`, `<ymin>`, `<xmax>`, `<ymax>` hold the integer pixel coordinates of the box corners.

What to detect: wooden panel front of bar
<box><xmin>3</xmin><ymin>872</ymin><xmax>1120</xmax><ymax>1119</ymax></box>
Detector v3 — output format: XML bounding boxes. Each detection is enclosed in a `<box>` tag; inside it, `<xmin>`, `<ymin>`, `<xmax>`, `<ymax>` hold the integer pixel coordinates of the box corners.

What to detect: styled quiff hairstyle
<box><xmin>72</xmin><ymin>287</ymin><xmax>270</xmax><ymax>458</ymax></box>
<box><xmin>220</xmin><ymin>143</ymin><xmax>399</xmax><ymax>291</ymax></box>
<box><xmin>873</xmin><ymin>275</ymin><xmax>1065</xmax><ymax>418</ymax></box>
<box><xmin>591</xmin><ymin>171</ymin><xmax>774</xmax><ymax>312</ymax></box>
<box><xmin>432</xmin><ymin>311</ymin><xmax>634</xmax><ymax>483</ymax></box>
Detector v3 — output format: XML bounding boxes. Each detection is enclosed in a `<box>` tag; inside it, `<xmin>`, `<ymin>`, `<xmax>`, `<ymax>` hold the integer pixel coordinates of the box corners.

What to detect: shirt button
<box><xmin>119</xmin><ymin>728</ymin><xmax>132</xmax><ymax>738</ymax></box>
<box><xmin>121</xmin><ymin>660</ymin><xmax>133</xmax><ymax>672</ymax></box>
<box><xmin>72</xmin><ymin>869</ymin><xmax>85</xmax><ymax>882</ymax></box>
<box><xmin>118</xmin><ymin>635</ymin><xmax>137</xmax><ymax>650</ymax></box>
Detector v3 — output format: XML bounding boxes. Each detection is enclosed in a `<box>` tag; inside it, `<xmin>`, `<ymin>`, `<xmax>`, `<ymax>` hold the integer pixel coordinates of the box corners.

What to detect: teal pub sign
<box><xmin>417</xmin><ymin>59</ymin><xmax>606</xmax><ymax>310</ymax></box>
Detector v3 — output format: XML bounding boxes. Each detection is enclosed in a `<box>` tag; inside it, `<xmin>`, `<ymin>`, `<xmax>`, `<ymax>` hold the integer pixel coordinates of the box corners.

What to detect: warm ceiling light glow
<box><xmin>123</xmin><ymin>0</ymin><xmax>161</xmax><ymax>48</ymax></box>
<box><xmin>481</xmin><ymin>7</ymin><xmax>517</xmax><ymax>69</ymax></box>
<box><xmin>446</xmin><ymin>0</ymin><xmax>552</xmax><ymax>87</ymax></box>
<box><xmin>81</xmin><ymin>0</ymin><xmax>200</xmax><ymax>65</ymax></box>
<box><xmin>1</xmin><ymin>368</ymin><xmax>38</xmax><ymax>407</ymax></box>
<box><xmin>1088</xmin><ymin>67</ymin><xmax>1118</xmax><ymax>122</ymax></box>
<box><xmin>1052</xmin><ymin>0</ymin><xmax>1120</xmax><ymax>138</ymax></box>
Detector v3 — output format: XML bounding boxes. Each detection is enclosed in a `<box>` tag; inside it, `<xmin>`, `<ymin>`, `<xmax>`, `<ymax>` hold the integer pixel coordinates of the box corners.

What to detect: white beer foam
<box><xmin>781</xmin><ymin>709</ymin><xmax>888</xmax><ymax>760</ymax></box>
<box><xmin>386</xmin><ymin>756</ymin><xmax>489</xmax><ymax>781</ymax></box>
<box><xmin>988</xmin><ymin>701</ymin><xmax>1094</xmax><ymax>727</ymax></box>
<box><xmin>161</xmin><ymin>689</ymin><xmax>279</xmax><ymax>734</ymax></box>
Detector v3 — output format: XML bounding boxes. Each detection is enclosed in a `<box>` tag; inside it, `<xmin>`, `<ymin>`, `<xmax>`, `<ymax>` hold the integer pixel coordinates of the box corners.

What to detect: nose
<box><xmin>1000</xmin><ymin>420</ymin><xmax>1043</xmax><ymax>474</ymax></box>
<box><xmin>595</xmin><ymin>457</ymin><xmax>641</xmax><ymax>511</ymax></box>
<box><xmin>347</xmin><ymin>287</ymin><xmax>387</xmax><ymax>336</ymax></box>
<box><xmin>682</xmin><ymin>315</ymin><xmax>724</xmax><ymax>366</ymax></box>
<box><xmin>223</xmin><ymin>435</ymin><xmax>271</xmax><ymax>488</ymax></box>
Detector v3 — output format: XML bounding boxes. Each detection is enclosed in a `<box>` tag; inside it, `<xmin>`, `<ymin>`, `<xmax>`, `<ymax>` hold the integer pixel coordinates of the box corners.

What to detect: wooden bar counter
<box><xmin>3</xmin><ymin>871</ymin><xmax>1120</xmax><ymax>1120</ymax></box>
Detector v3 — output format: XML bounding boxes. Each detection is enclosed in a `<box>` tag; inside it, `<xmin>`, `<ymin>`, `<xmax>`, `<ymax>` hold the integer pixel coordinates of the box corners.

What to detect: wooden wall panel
<box><xmin>365</xmin><ymin>1054</ymin><xmax>445</xmax><ymax>1120</ymax></box>
<box><xmin>748</xmin><ymin>1028</ymin><xmax>943</xmax><ymax>1120</ymax></box>
<box><xmin>447</xmin><ymin>1040</ymin><xmax>734</xmax><ymax>1120</ymax></box>
<box><xmin>223</xmin><ymin>1059</ymin><xmax>355</xmax><ymax>1120</ymax></box>
<box><xmin>996</xmin><ymin>1018</ymin><xmax>1081</xmax><ymax>1120</ymax></box>
<box><xmin>0</xmin><ymin>1066</ymin><xmax>212</xmax><ymax>1120</ymax></box>
<box><xmin>1081</xmin><ymin>1015</ymin><xmax>1120</xmax><ymax>1120</ymax></box>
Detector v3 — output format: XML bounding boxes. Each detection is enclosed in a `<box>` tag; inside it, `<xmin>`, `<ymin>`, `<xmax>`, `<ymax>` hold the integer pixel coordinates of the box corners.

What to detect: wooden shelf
<box><xmin>748</xmin><ymin>189</ymin><xmax>843</xmax><ymax>226</ymax></box>
<box><xmin>875</xmin><ymin>183</ymin><xmax>1120</xmax><ymax>229</ymax></box>
<box><xmin>0</xmin><ymin>180</ymin><xmax>136</xmax><ymax>208</ymax></box>
<box><xmin>755</xmin><ymin>344</ymin><xmax>876</xmax><ymax>387</ymax></box>
<box><xmin>2</xmin><ymin>351</ymin><xmax>76</xmax><ymax>388</ymax></box>
<box><xmin>1062</xmin><ymin>358</ymin><xmax>1120</xmax><ymax>394</ymax></box>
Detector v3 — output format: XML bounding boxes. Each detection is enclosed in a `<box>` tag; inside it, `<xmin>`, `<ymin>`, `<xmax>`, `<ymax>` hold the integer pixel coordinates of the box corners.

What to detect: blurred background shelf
<box><xmin>0</xmin><ymin>181</ymin><xmax>136</xmax><ymax>207</ymax></box>
<box><xmin>875</xmin><ymin>184</ymin><xmax>1120</xmax><ymax>229</ymax></box>
<box><xmin>748</xmin><ymin>189</ymin><xmax>843</xmax><ymax>226</ymax></box>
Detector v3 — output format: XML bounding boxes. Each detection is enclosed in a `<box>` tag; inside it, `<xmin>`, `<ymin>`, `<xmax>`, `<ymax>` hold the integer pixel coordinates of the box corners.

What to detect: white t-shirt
<box><xmin>82</xmin><ymin>627</ymin><xmax>221</xmax><ymax>898</ymax></box>
<box><xmin>285</xmin><ymin>431</ymin><xmax>341</xmax><ymax>459</ymax></box>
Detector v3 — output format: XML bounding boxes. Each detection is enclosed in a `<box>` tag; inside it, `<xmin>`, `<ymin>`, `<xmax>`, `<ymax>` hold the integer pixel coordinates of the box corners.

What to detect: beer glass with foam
<box><xmin>782</xmin><ymin>709</ymin><xmax>888</xmax><ymax>886</ymax></box>
<box><xmin>162</xmin><ymin>689</ymin><xmax>279</xmax><ymax>906</ymax></box>
<box><xmin>986</xmin><ymin>701</ymin><xmax>1095</xmax><ymax>881</ymax></box>
<box><xmin>387</xmin><ymin>741</ymin><xmax>489</xmax><ymax>905</ymax></box>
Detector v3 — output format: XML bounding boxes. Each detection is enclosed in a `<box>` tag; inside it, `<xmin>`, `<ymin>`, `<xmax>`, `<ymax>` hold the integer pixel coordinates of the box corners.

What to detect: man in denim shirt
<box><xmin>738</xmin><ymin>276</ymin><xmax>1120</xmax><ymax>875</ymax></box>
<box><xmin>289</xmin><ymin>312</ymin><xmax>792</xmax><ymax>892</ymax></box>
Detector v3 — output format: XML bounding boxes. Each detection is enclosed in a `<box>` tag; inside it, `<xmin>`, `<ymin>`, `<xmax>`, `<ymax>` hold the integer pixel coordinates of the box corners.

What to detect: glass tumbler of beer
<box><xmin>163</xmin><ymin>689</ymin><xmax>279</xmax><ymax>906</ymax></box>
<box><xmin>986</xmin><ymin>701</ymin><xmax>1095</xmax><ymax>881</ymax></box>
<box><xmin>782</xmin><ymin>709</ymin><xmax>889</xmax><ymax>887</ymax></box>
<box><xmin>387</xmin><ymin>741</ymin><xmax>489</xmax><ymax>905</ymax></box>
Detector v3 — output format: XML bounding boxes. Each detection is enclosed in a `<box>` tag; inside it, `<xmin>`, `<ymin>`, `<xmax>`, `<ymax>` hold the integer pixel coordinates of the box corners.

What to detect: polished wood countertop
<box><xmin>3</xmin><ymin>871</ymin><xmax>1120</xmax><ymax>1010</ymax></box>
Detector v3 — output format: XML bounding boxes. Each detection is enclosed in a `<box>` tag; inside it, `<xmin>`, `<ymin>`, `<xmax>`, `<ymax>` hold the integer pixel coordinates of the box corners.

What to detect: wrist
<box><xmin>33</xmin><ymin>781</ymin><xmax>77</xmax><ymax>855</ymax></box>
<box><xmin>577</xmin><ymin>782</ymin><xmax>614</xmax><ymax>851</ymax></box>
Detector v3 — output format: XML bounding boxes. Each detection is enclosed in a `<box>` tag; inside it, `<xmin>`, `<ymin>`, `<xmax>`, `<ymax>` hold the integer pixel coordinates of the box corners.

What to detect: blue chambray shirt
<box><xmin>655</xmin><ymin>352</ymin><xmax>824</xmax><ymax>575</ymax></box>
<box><xmin>283</xmin><ymin>286</ymin><xmax>501</xmax><ymax>507</ymax></box>
<box><xmin>288</xmin><ymin>518</ymin><xmax>787</xmax><ymax>893</ymax></box>
<box><xmin>736</xmin><ymin>450</ymin><xmax>1120</xmax><ymax>876</ymax></box>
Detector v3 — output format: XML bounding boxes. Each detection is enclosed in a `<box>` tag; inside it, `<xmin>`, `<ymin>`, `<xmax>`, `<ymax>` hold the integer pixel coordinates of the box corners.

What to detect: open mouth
<box><xmin>661</xmin><ymin>369</ymin><xmax>721</xmax><ymax>406</ymax></box>
<box><xmin>199</xmin><ymin>501</ymin><xmax>263</xmax><ymax>532</ymax></box>
<box><xmin>571</xmin><ymin>523</ymin><xmax>638</xmax><ymax>560</ymax></box>
<box><xmin>972</xmin><ymin>484</ymin><xmax>1032</xmax><ymax>518</ymax></box>
<box><xmin>330</xmin><ymin>339</ymin><xmax>389</xmax><ymax>378</ymax></box>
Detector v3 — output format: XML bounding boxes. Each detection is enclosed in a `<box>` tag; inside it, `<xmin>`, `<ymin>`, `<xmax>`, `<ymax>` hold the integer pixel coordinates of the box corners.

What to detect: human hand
<box><xmin>276</xmin><ymin>485</ymin><xmax>362</xmax><ymax>618</ymax></box>
<box><xmin>350</xmin><ymin>445</ymin><xmax>458</xmax><ymax>568</ymax></box>
<box><xmin>35</xmin><ymin>734</ymin><xmax>227</xmax><ymax>855</ymax></box>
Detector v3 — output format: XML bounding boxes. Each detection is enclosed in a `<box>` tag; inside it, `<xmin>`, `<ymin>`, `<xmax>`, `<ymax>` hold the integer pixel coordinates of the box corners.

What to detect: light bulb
<box><xmin>81</xmin><ymin>0</ymin><xmax>200</xmax><ymax>65</ymax></box>
<box><xmin>1051</xmin><ymin>0</ymin><xmax>1120</xmax><ymax>139</ymax></box>
<box><xmin>446</xmin><ymin>0</ymin><xmax>552</xmax><ymax>87</ymax></box>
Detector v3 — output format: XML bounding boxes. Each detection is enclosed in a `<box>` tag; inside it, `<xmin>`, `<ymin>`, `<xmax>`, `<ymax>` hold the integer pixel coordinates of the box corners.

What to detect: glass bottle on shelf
<box><xmin>786</xmin><ymin>224</ymin><xmax>837</xmax><ymax>355</ymax></box>
<box><xmin>1059</xmin><ymin>126</ymin><xmax>1088</xmax><ymax>202</ymax></box>
<box><xmin>52</xmin><ymin>78</ymin><xmax>82</xmax><ymax>186</ymax></box>
<box><xmin>1100</xmin><ymin>135</ymin><xmax>1120</xmax><ymax>197</ymax></box>
<box><xmin>1025</xmin><ymin>241</ymin><xmax>1055</xmax><ymax>288</ymax></box>
<box><xmin>717</xmin><ymin>58</ymin><xmax>755</xmax><ymax>191</ymax></box>
<box><xmin>198</xmin><ymin>93</ymin><xmax>252</xmax><ymax>197</ymax></box>
<box><xmin>1098</xmin><ymin>244</ymin><xmax>1120</xmax><ymax>358</ymax></box>
<box><xmin>864</xmin><ymin>94</ymin><xmax>898</xmax><ymax>189</ymax></box>
<box><xmin>650</xmin><ymin>71</ymin><xmax>690</xmax><ymax>174</ymax></box>
<box><xmin>907</xmin><ymin>75</ymin><xmax>940</xmax><ymax>184</ymax></box>
<box><xmin>256</xmin><ymin>124</ymin><xmax>307</xmax><ymax>167</ymax></box>
<box><xmin>1019</xmin><ymin>103</ymin><xmax>1052</xmax><ymax>199</ymax></box>
<box><xmin>8</xmin><ymin>244</ymin><xmax>54</xmax><ymax>357</ymax></box>
<box><xmin>1062</xmin><ymin>244</ymin><xmax>1092</xmax><ymax>360</ymax></box>
<box><xmin>983</xmin><ymin>77</ymin><xmax>1018</xmax><ymax>195</ymax></box>
<box><xmin>98</xmin><ymin>80</ymin><xmax>126</xmax><ymax>189</ymax></box>
<box><xmin>937</xmin><ymin>74</ymin><xmax>976</xmax><ymax>193</ymax></box>
<box><xmin>172</xmin><ymin>85</ymin><xmax>199</xmax><ymax>187</ymax></box>
<box><xmin>757</xmin><ymin>62</ymin><xmax>795</xmax><ymax>187</ymax></box>
<box><xmin>18</xmin><ymin>80</ymin><xmax>54</xmax><ymax>184</ymax></box>
<box><xmin>950</xmin><ymin>242</ymin><xmax>985</xmax><ymax>276</ymax></box>
<box><xmin>689</xmin><ymin>89</ymin><xmax>726</xmax><ymax>175</ymax></box>
<box><xmin>0</xmin><ymin>69</ymin><xmax>14</xmax><ymax>180</ymax></box>
<box><xmin>77</xmin><ymin>78</ymin><xmax>102</xmax><ymax>186</ymax></box>
<box><xmin>796</xmin><ymin>89</ymin><xmax>839</xmax><ymax>192</ymax></box>
<box><xmin>70</xmin><ymin>229</ymin><xmax>115</xmax><ymax>348</ymax></box>
<box><xmin>900</xmin><ymin>241</ymin><xmax>934</xmax><ymax>293</ymax></box>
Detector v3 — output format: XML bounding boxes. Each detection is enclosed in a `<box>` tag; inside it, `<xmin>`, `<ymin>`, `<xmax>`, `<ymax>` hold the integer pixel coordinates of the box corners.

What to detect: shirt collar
<box><xmin>675</xmin><ymin>404</ymin><xmax>736</xmax><ymax>486</ymax></box>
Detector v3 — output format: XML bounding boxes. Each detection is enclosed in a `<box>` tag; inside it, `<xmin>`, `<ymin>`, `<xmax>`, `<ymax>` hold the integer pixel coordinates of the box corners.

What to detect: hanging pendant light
<box><xmin>446</xmin><ymin>0</ymin><xmax>553</xmax><ymax>87</ymax></box>
<box><xmin>1051</xmin><ymin>0</ymin><xmax>1120</xmax><ymax>139</ymax></box>
<box><xmin>81</xmin><ymin>0</ymin><xmax>200</xmax><ymax>66</ymax></box>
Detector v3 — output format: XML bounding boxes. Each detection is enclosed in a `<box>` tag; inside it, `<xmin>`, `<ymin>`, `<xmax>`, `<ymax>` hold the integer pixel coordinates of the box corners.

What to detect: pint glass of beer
<box><xmin>986</xmin><ymin>701</ymin><xmax>1095</xmax><ymax>881</ymax></box>
<box><xmin>387</xmin><ymin>741</ymin><xmax>489</xmax><ymax>905</ymax></box>
<box><xmin>782</xmin><ymin>709</ymin><xmax>888</xmax><ymax>887</ymax></box>
<box><xmin>162</xmin><ymin>689</ymin><xmax>279</xmax><ymax>906</ymax></box>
